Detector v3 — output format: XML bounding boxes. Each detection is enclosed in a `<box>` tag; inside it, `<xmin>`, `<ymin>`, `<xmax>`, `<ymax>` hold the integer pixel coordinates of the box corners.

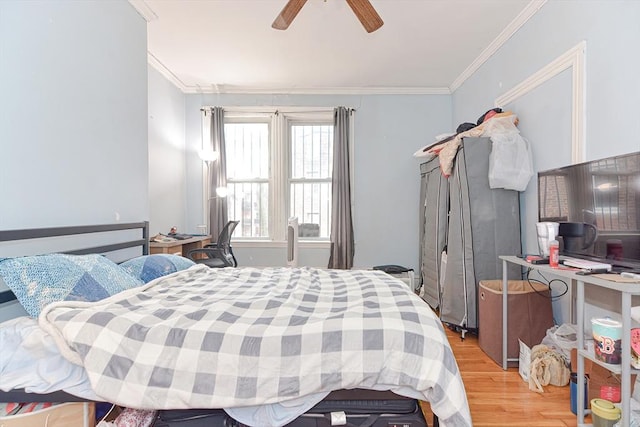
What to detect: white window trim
<box><xmin>231</xmin><ymin>239</ymin><xmax>330</xmax><ymax>249</ymax></box>
<box><xmin>217</xmin><ymin>107</ymin><xmax>343</xmax><ymax>245</ymax></box>
<box><xmin>282</xmin><ymin>112</ymin><xmax>334</xmax><ymax>242</ymax></box>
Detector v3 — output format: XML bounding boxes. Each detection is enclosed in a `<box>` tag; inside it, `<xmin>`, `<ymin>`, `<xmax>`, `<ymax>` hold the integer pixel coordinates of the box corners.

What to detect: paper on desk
<box><xmin>593</xmin><ymin>273</ymin><xmax>640</xmax><ymax>283</ymax></box>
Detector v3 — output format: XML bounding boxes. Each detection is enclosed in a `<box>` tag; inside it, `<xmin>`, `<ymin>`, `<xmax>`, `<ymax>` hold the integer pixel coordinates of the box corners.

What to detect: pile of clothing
<box><xmin>414</xmin><ymin>108</ymin><xmax>533</xmax><ymax>191</ymax></box>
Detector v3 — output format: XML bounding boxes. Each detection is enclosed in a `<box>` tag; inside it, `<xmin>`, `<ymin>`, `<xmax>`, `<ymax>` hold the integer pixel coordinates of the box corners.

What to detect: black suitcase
<box><xmin>153</xmin><ymin>390</ymin><xmax>429</xmax><ymax>427</ymax></box>
<box><xmin>153</xmin><ymin>409</ymin><xmax>230</xmax><ymax>427</ymax></box>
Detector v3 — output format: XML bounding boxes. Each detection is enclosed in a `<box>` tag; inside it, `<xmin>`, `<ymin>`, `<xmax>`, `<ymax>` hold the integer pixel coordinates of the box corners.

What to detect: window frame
<box><xmin>220</xmin><ymin>108</ymin><xmax>335</xmax><ymax>244</ymax></box>
<box><xmin>223</xmin><ymin>115</ymin><xmax>272</xmax><ymax>240</ymax></box>
<box><xmin>284</xmin><ymin>112</ymin><xmax>334</xmax><ymax>242</ymax></box>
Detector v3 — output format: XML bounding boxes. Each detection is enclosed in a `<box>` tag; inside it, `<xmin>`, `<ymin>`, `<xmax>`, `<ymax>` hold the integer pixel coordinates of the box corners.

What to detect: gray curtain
<box><xmin>207</xmin><ymin>107</ymin><xmax>228</xmax><ymax>238</ymax></box>
<box><xmin>328</xmin><ymin>106</ymin><xmax>354</xmax><ymax>269</ymax></box>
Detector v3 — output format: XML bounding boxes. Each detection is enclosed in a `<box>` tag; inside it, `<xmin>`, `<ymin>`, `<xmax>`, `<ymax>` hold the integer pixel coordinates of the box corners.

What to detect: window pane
<box><xmin>290</xmin><ymin>182</ymin><xmax>331</xmax><ymax>238</ymax></box>
<box><xmin>225</xmin><ymin>123</ymin><xmax>269</xmax><ymax>179</ymax></box>
<box><xmin>227</xmin><ymin>182</ymin><xmax>269</xmax><ymax>238</ymax></box>
<box><xmin>538</xmin><ymin>175</ymin><xmax>569</xmax><ymax>221</ymax></box>
<box><xmin>291</xmin><ymin>125</ymin><xmax>333</xmax><ymax>179</ymax></box>
<box><xmin>290</xmin><ymin>124</ymin><xmax>333</xmax><ymax>238</ymax></box>
<box><xmin>224</xmin><ymin>122</ymin><xmax>269</xmax><ymax>238</ymax></box>
<box><xmin>218</xmin><ymin>114</ymin><xmax>336</xmax><ymax>241</ymax></box>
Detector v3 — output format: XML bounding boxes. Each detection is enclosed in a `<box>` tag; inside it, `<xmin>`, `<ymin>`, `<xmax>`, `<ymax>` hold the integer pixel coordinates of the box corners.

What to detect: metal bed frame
<box><xmin>0</xmin><ymin>221</ymin><xmax>149</xmax><ymax>402</ymax></box>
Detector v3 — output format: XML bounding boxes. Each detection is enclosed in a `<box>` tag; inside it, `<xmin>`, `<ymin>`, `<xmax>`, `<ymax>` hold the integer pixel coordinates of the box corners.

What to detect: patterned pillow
<box><xmin>0</xmin><ymin>254</ymin><xmax>143</xmax><ymax>317</ymax></box>
<box><xmin>119</xmin><ymin>254</ymin><xmax>195</xmax><ymax>283</ymax></box>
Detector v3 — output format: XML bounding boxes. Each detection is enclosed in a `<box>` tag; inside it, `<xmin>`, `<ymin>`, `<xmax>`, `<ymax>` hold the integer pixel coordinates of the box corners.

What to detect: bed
<box><xmin>0</xmin><ymin>223</ymin><xmax>472</xmax><ymax>427</ymax></box>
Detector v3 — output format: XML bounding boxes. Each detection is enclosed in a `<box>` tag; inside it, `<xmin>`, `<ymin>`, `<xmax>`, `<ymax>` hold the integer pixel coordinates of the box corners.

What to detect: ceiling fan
<box><xmin>272</xmin><ymin>0</ymin><xmax>384</xmax><ymax>33</ymax></box>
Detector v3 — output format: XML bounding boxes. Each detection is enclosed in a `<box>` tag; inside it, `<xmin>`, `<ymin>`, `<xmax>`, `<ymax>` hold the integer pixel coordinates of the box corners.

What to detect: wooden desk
<box><xmin>149</xmin><ymin>235</ymin><xmax>211</xmax><ymax>258</ymax></box>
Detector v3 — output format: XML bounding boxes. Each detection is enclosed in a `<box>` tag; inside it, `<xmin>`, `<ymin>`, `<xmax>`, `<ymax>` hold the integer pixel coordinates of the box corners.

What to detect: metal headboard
<box><xmin>0</xmin><ymin>221</ymin><xmax>149</xmax><ymax>304</ymax></box>
<box><xmin>0</xmin><ymin>221</ymin><xmax>150</xmax><ymax>402</ymax></box>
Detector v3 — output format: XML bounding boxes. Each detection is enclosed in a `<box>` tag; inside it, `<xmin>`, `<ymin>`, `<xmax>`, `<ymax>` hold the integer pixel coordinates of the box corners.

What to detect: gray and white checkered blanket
<box><xmin>40</xmin><ymin>265</ymin><xmax>471</xmax><ymax>426</ymax></box>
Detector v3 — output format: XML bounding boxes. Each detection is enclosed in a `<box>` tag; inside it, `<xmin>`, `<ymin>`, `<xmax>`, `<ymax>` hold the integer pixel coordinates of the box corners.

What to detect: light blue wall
<box><xmin>0</xmin><ymin>0</ymin><xmax>149</xmax><ymax>229</ymax></box>
<box><xmin>148</xmin><ymin>1</ymin><xmax>639</xmax><ymax>300</ymax></box>
<box><xmin>452</xmin><ymin>0</ymin><xmax>640</xmax><ymax>323</ymax></box>
<box><xmin>148</xmin><ymin>67</ymin><xmax>187</xmax><ymax>237</ymax></box>
<box><xmin>183</xmin><ymin>93</ymin><xmax>451</xmax><ymax>269</ymax></box>
<box><xmin>453</xmin><ymin>0</ymin><xmax>640</xmax><ymax>161</ymax></box>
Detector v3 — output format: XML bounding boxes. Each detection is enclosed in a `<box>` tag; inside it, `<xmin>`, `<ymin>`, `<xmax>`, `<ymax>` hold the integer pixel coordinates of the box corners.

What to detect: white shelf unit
<box><xmin>500</xmin><ymin>255</ymin><xmax>640</xmax><ymax>427</ymax></box>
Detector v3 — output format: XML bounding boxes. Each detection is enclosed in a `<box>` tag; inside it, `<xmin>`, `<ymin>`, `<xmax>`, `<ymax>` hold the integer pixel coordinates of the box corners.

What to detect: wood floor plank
<box><xmin>420</xmin><ymin>324</ymin><xmax>583</xmax><ymax>426</ymax></box>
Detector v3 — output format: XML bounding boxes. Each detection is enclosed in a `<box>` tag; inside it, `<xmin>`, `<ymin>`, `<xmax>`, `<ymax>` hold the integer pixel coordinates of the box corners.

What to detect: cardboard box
<box><xmin>570</xmin><ymin>348</ymin><xmax>636</xmax><ymax>405</ymax></box>
<box><xmin>519</xmin><ymin>339</ymin><xmax>531</xmax><ymax>382</ymax></box>
<box><xmin>0</xmin><ymin>402</ymin><xmax>95</xmax><ymax>427</ymax></box>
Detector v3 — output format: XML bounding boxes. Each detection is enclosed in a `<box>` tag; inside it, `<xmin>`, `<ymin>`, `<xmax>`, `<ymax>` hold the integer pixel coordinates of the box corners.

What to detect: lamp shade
<box><xmin>199</xmin><ymin>149</ymin><xmax>218</xmax><ymax>162</ymax></box>
<box><xmin>215</xmin><ymin>187</ymin><xmax>228</xmax><ymax>198</ymax></box>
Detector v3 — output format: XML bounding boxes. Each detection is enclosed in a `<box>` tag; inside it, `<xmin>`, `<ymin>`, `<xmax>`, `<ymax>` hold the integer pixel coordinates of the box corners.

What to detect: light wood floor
<box><xmin>421</xmin><ymin>325</ymin><xmax>583</xmax><ymax>426</ymax></box>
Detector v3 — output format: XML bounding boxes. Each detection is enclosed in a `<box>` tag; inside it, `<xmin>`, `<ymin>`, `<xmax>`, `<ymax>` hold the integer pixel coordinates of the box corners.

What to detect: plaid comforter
<box><xmin>40</xmin><ymin>265</ymin><xmax>471</xmax><ymax>426</ymax></box>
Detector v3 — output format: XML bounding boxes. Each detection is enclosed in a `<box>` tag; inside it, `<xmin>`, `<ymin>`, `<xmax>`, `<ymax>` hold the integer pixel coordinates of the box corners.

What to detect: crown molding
<box><xmin>449</xmin><ymin>0</ymin><xmax>547</xmax><ymax>92</ymax></box>
<box><xmin>145</xmin><ymin>0</ymin><xmax>546</xmax><ymax>96</ymax></box>
<box><xmin>148</xmin><ymin>53</ymin><xmax>189</xmax><ymax>92</ymax></box>
<box><xmin>128</xmin><ymin>0</ymin><xmax>158</xmax><ymax>22</ymax></box>
<box><xmin>181</xmin><ymin>84</ymin><xmax>451</xmax><ymax>96</ymax></box>
<box><xmin>148</xmin><ymin>52</ymin><xmax>450</xmax><ymax>95</ymax></box>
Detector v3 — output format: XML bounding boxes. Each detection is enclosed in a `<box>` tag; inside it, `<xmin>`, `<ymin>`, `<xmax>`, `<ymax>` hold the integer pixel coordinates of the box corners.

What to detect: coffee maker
<box><xmin>558</xmin><ymin>222</ymin><xmax>598</xmax><ymax>253</ymax></box>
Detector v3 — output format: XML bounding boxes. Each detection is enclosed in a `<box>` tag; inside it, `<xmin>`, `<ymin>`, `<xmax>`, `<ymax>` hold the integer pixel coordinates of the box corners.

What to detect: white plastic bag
<box><xmin>482</xmin><ymin>116</ymin><xmax>534</xmax><ymax>192</ymax></box>
<box><xmin>540</xmin><ymin>324</ymin><xmax>578</xmax><ymax>362</ymax></box>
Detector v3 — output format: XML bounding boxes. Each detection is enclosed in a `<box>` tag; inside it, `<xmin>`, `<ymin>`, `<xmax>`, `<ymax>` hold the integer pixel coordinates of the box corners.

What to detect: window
<box><xmin>225</xmin><ymin>122</ymin><xmax>270</xmax><ymax>238</ymax></box>
<box><xmin>289</xmin><ymin>123</ymin><xmax>333</xmax><ymax>239</ymax></box>
<box><xmin>222</xmin><ymin>109</ymin><xmax>334</xmax><ymax>241</ymax></box>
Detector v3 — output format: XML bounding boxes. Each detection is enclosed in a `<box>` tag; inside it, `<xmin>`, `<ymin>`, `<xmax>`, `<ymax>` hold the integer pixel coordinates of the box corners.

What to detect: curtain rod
<box><xmin>199</xmin><ymin>107</ymin><xmax>356</xmax><ymax>113</ymax></box>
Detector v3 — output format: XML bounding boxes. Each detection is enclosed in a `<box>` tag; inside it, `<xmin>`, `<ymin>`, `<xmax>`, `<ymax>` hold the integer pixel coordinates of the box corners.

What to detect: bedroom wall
<box><xmin>452</xmin><ymin>0</ymin><xmax>640</xmax><ymax>324</ymax></box>
<box><xmin>148</xmin><ymin>67</ymin><xmax>187</xmax><ymax>237</ymax></box>
<box><xmin>182</xmin><ymin>93</ymin><xmax>452</xmax><ymax>269</ymax></box>
<box><xmin>0</xmin><ymin>0</ymin><xmax>148</xmax><ymax>230</ymax></box>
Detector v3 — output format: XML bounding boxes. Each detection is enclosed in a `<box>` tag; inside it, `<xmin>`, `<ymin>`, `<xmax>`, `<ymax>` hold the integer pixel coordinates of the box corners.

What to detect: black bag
<box><xmin>372</xmin><ymin>264</ymin><xmax>412</xmax><ymax>274</ymax></box>
<box><xmin>455</xmin><ymin>122</ymin><xmax>476</xmax><ymax>133</ymax></box>
<box><xmin>476</xmin><ymin>107</ymin><xmax>503</xmax><ymax>125</ymax></box>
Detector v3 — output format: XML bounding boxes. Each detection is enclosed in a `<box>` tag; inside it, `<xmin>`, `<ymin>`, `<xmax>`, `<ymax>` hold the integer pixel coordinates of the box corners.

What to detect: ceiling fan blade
<box><xmin>272</xmin><ymin>0</ymin><xmax>308</xmax><ymax>30</ymax></box>
<box><xmin>345</xmin><ymin>0</ymin><xmax>383</xmax><ymax>33</ymax></box>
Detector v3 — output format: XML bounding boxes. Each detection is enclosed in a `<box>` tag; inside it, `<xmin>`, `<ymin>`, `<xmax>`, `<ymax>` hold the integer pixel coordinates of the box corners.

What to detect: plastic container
<box><xmin>592</xmin><ymin>318</ymin><xmax>623</xmax><ymax>364</ymax></box>
<box><xmin>590</xmin><ymin>398</ymin><xmax>621</xmax><ymax>427</ymax></box>
<box><xmin>549</xmin><ymin>239</ymin><xmax>559</xmax><ymax>268</ymax></box>
<box><xmin>570</xmin><ymin>372</ymin><xmax>588</xmax><ymax>414</ymax></box>
<box><xmin>536</xmin><ymin>222</ymin><xmax>559</xmax><ymax>257</ymax></box>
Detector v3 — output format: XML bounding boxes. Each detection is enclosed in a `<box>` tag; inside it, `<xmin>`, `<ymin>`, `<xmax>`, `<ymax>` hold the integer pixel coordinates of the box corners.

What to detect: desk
<box><xmin>500</xmin><ymin>255</ymin><xmax>640</xmax><ymax>427</ymax></box>
<box><xmin>150</xmin><ymin>235</ymin><xmax>211</xmax><ymax>258</ymax></box>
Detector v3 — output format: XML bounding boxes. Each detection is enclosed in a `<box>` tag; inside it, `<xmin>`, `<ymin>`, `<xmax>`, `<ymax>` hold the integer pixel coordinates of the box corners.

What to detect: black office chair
<box><xmin>187</xmin><ymin>220</ymin><xmax>239</xmax><ymax>268</ymax></box>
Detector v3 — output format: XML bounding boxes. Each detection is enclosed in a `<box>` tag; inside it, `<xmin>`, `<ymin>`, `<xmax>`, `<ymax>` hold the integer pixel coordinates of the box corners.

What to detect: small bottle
<box><xmin>549</xmin><ymin>239</ymin><xmax>559</xmax><ymax>268</ymax></box>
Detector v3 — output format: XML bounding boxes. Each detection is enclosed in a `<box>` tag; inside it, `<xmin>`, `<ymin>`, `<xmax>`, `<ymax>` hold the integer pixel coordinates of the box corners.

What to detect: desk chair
<box><xmin>187</xmin><ymin>220</ymin><xmax>239</xmax><ymax>268</ymax></box>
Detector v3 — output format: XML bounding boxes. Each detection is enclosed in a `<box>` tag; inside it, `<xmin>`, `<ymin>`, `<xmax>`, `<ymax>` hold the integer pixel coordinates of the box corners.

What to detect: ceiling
<box><xmin>133</xmin><ymin>0</ymin><xmax>542</xmax><ymax>94</ymax></box>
